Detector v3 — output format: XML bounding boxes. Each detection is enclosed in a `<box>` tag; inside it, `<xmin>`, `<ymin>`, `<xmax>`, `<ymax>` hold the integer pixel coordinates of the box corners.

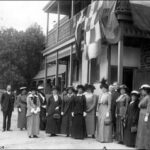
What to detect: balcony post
<box><xmin>44</xmin><ymin>56</ymin><xmax>47</xmax><ymax>94</ymax></box>
<box><xmin>88</xmin><ymin>60</ymin><xmax>91</xmax><ymax>84</ymax></box>
<box><xmin>69</xmin><ymin>45</ymin><xmax>73</xmax><ymax>86</ymax></box>
<box><xmin>117</xmin><ymin>22</ymin><xmax>124</xmax><ymax>85</ymax></box>
<box><xmin>71</xmin><ymin>0</ymin><xmax>74</xmax><ymax>17</ymax></box>
<box><xmin>46</xmin><ymin>13</ymin><xmax>49</xmax><ymax>44</ymax></box>
<box><xmin>56</xmin><ymin>1</ymin><xmax>60</xmax><ymax>43</ymax></box>
<box><xmin>55</xmin><ymin>51</ymin><xmax>59</xmax><ymax>86</ymax></box>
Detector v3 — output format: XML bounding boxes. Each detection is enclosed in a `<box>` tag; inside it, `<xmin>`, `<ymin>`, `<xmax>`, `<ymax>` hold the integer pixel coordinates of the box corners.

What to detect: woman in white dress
<box><xmin>96</xmin><ymin>79</ymin><xmax>112</xmax><ymax>143</ymax></box>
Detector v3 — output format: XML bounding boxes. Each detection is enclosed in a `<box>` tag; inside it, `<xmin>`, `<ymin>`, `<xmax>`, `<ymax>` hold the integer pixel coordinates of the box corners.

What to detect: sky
<box><xmin>0</xmin><ymin>1</ymin><xmax>59</xmax><ymax>35</ymax></box>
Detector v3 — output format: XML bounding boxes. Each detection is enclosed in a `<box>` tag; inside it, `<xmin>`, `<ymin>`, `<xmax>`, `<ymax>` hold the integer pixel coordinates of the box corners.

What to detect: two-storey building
<box><xmin>33</xmin><ymin>0</ymin><xmax>150</xmax><ymax>94</ymax></box>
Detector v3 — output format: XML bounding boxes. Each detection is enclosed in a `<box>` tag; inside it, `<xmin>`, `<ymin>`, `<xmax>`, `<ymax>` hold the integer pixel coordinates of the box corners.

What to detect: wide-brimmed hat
<box><xmin>85</xmin><ymin>84</ymin><xmax>95</xmax><ymax>91</ymax></box>
<box><xmin>139</xmin><ymin>84</ymin><xmax>150</xmax><ymax>90</ymax></box>
<box><xmin>37</xmin><ymin>85</ymin><xmax>44</xmax><ymax>90</ymax></box>
<box><xmin>20</xmin><ymin>87</ymin><xmax>27</xmax><ymax>91</ymax></box>
<box><xmin>67</xmin><ymin>86</ymin><xmax>75</xmax><ymax>92</ymax></box>
<box><xmin>77</xmin><ymin>84</ymin><xmax>85</xmax><ymax>91</ymax></box>
<box><xmin>52</xmin><ymin>86</ymin><xmax>60</xmax><ymax>91</ymax></box>
<box><xmin>30</xmin><ymin>86</ymin><xmax>37</xmax><ymax>91</ymax></box>
<box><xmin>131</xmin><ymin>90</ymin><xmax>140</xmax><ymax>96</ymax></box>
<box><xmin>119</xmin><ymin>84</ymin><xmax>128</xmax><ymax>90</ymax></box>
<box><xmin>100</xmin><ymin>78</ymin><xmax>108</xmax><ymax>89</ymax></box>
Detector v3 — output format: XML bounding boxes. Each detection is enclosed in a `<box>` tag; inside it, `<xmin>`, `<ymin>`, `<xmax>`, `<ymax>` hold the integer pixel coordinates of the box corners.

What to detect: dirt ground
<box><xmin>0</xmin><ymin>108</ymin><xmax>135</xmax><ymax>149</ymax></box>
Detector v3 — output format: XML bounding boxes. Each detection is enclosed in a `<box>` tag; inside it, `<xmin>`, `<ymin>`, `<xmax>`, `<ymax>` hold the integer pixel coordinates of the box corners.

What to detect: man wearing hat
<box><xmin>1</xmin><ymin>85</ymin><xmax>15</xmax><ymax>132</ymax></box>
<box><xmin>111</xmin><ymin>82</ymin><xmax>120</xmax><ymax>139</ymax></box>
<box><xmin>37</xmin><ymin>85</ymin><xmax>47</xmax><ymax>130</ymax></box>
<box><xmin>17</xmin><ymin>86</ymin><xmax>27</xmax><ymax>130</ymax></box>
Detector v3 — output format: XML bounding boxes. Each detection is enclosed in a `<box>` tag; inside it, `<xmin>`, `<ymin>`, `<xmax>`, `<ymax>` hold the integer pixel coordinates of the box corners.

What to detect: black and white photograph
<box><xmin>0</xmin><ymin>0</ymin><xmax>150</xmax><ymax>149</ymax></box>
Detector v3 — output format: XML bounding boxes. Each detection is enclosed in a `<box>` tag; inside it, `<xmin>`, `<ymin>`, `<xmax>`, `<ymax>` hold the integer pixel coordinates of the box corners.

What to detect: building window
<box><xmin>90</xmin><ymin>58</ymin><xmax>100</xmax><ymax>83</ymax></box>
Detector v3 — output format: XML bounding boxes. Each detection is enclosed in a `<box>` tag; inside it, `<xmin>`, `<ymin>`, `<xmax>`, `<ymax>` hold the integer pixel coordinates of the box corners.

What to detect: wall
<box><xmin>111</xmin><ymin>45</ymin><xmax>141</xmax><ymax>67</ymax></box>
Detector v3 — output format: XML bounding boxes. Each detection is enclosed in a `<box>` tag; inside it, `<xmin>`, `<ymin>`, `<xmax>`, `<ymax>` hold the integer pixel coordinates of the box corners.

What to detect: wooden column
<box><xmin>46</xmin><ymin>13</ymin><xmax>49</xmax><ymax>44</ymax></box>
<box><xmin>107</xmin><ymin>45</ymin><xmax>111</xmax><ymax>84</ymax></box>
<box><xmin>88</xmin><ymin>60</ymin><xmax>91</xmax><ymax>84</ymax></box>
<box><xmin>69</xmin><ymin>45</ymin><xmax>73</xmax><ymax>86</ymax></box>
<box><xmin>117</xmin><ymin>23</ymin><xmax>124</xmax><ymax>84</ymax></box>
<box><xmin>56</xmin><ymin>1</ymin><xmax>60</xmax><ymax>43</ymax></box>
<box><xmin>55</xmin><ymin>51</ymin><xmax>59</xmax><ymax>86</ymax></box>
<box><xmin>68</xmin><ymin>0</ymin><xmax>74</xmax><ymax>86</ymax></box>
<box><xmin>55</xmin><ymin>1</ymin><xmax>60</xmax><ymax>86</ymax></box>
<box><xmin>44</xmin><ymin>56</ymin><xmax>47</xmax><ymax>94</ymax></box>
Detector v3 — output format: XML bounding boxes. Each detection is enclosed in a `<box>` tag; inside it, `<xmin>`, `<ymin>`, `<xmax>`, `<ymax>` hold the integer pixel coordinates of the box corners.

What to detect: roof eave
<box><xmin>43</xmin><ymin>1</ymin><xmax>56</xmax><ymax>13</ymax></box>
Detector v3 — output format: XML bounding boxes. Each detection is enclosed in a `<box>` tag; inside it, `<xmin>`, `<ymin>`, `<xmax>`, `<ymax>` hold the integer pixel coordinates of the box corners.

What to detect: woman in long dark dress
<box><xmin>61</xmin><ymin>87</ymin><xmax>74</xmax><ymax>137</ymax></box>
<box><xmin>46</xmin><ymin>86</ymin><xmax>62</xmax><ymax>136</ymax></box>
<box><xmin>17</xmin><ymin>87</ymin><xmax>27</xmax><ymax>130</ymax></box>
<box><xmin>136</xmin><ymin>84</ymin><xmax>150</xmax><ymax>149</ymax></box>
<box><xmin>37</xmin><ymin>86</ymin><xmax>47</xmax><ymax>130</ymax></box>
<box><xmin>84</xmin><ymin>84</ymin><xmax>97</xmax><ymax>138</ymax></box>
<box><xmin>116</xmin><ymin>85</ymin><xmax>130</xmax><ymax>143</ymax></box>
<box><xmin>124</xmin><ymin>90</ymin><xmax>140</xmax><ymax>147</ymax></box>
<box><xmin>71</xmin><ymin>85</ymin><xmax>87</xmax><ymax>139</ymax></box>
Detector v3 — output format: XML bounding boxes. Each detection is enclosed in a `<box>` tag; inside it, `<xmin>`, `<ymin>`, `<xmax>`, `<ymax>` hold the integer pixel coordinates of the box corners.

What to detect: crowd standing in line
<box><xmin>1</xmin><ymin>79</ymin><xmax>150</xmax><ymax>149</ymax></box>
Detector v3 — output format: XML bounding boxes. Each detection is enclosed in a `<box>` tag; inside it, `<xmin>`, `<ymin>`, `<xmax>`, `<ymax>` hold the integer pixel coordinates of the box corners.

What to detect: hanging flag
<box><xmin>130</xmin><ymin>0</ymin><xmax>150</xmax><ymax>32</ymax></box>
<box><xmin>101</xmin><ymin>0</ymin><xmax>120</xmax><ymax>44</ymax></box>
<box><xmin>84</xmin><ymin>1</ymin><xmax>103</xmax><ymax>60</ymax></box>
<box><xmin>75</xmin><ymin>8</ymin><xmax>87</xmax><ymax>59</ymax></box>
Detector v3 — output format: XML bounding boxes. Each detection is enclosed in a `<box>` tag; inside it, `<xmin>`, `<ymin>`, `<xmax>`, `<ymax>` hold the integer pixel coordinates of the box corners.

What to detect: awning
<box><xmin>33</xmin><ymin>64</ymin><xmax>66</xmax><ymax>80</ymax></box>
<box><xmin>130</xmin><ymin>0</ymin><xmax>150</xmax><ymax>32</ymax></box>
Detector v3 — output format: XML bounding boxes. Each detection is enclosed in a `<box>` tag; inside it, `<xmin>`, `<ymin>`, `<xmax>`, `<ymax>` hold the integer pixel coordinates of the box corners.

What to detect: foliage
<box><xmin>0</xmin><ymin>24</ymin><xmax>45</xmax><ymax>90</ymax></box>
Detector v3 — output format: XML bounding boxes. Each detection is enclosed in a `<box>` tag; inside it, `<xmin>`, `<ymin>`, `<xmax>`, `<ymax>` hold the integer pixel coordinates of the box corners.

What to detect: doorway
<box><xmin>110</xmin><ymin>66</ymin><xmax>135</xmax><ymax>92</ymax></box>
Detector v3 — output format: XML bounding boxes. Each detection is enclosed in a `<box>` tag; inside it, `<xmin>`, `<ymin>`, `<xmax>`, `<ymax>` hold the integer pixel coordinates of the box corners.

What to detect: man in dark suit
<box><xmin>1</xmin><ymin>85</ymin><xmax>15</xmax><ymax>132</ymax></box>
<box><xmin>111</xmin><ymin>82</ymin><xmax>120</xmax><ymax>140</ymax></box>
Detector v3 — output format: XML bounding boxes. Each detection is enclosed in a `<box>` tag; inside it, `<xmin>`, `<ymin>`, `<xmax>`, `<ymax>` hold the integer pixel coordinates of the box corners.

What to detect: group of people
<box><xmin>1</xmin><ymin>79</ymin><xmax>150</xmax><ymax>150</ymax></box>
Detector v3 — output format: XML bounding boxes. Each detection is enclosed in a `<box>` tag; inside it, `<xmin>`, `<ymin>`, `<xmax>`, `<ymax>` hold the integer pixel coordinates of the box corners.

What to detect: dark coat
<box><xmin>71</xmin><ymin>95</ymin><xmax>87</xmax><ymax>139</ymax></box>
<box><xmin>124</xmin><ymin>100</ymin><xmax>139</xmax><ymax>147</ymax></box>
<box><xmin>72</xmin><ymin>95</ymin><xmax>86</xmax><ymax>115</ymax></box>
<box><xmin>46</xmin><ymin>95</ymin><xmax>61</xmax><ymax>116</ymax></box>
<box><xmin>46</xmin><ymin>95</ymin><xmax>62</xmax><ymax>134</ymax></box>
<box><xmin>38</xmin><ymin>92</ymin><xmax>47</xmax><ymax>130</ymax></box>
<box><xmin>1</xmin><ymin>92</ymin><xmax>15</xmax><ymax>112</ymax></box>
<box><xmin>61</xmin><ymin>94</ymin><xmax>74</xmax><ymax>135</ymax></box>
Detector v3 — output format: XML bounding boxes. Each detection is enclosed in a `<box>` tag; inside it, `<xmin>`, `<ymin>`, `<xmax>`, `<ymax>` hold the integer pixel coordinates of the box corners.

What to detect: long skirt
<box><xmin>136</xmin><ymin>109</ymin><xmax>147</xmax><ymax>149</ymax></box>
<box><xmin>124</xmin><ymin>122</ymin><xmax>137</xmax><ymax>147</ymax></box>
<box><xmin>40</xmin><ymin>108</ymin><xmax>46</xmax><ymax>130</ymax></box>
<box><xmin>116</xmin><ymin>116</ymin><xmax>124</xmax><ymax>143</ymax></box>
<box><xmin>71</xmin><ymin>114</ymin><xmax>86</xmax><ymax>139</ymax></box>
<box><xmin>96</xmin><ymin>104</ymin><xmax>112</xmax><ymax>143</ymax></box>
<box><xmin>61</xmin><ymin>113</ymin><xmax>72</xmax><ymax>135</ymax></box>
<box><xmin>18</xmin><ymin>107</ymin><xmax>27</xmax><ymax>129</ymax></box>
<box><xmin>46</xmin><ymin>115</ymin><xmax>61</xmax><ymax>134</ymax></box>
<box><xmin>27</xmin><ymin>114</ymin><xmax>40</xmax><ymax>136</ymax></box>
<box><xmin>145</xmin><ymin>115</ymin><xmax>150</xmax><ymax>150</ymax></box>
<box><xmin>85</xmin><ymin>110</ymin><xmax>96</xmax><ymax>135</ymax></box>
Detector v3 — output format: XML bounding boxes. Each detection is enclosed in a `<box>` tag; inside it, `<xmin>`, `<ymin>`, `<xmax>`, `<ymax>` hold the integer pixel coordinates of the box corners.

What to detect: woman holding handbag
<box><xmin>46</xmin><ymin>86</ymin><xmax>62</xmax><ymax>136</ymax></box>
<box><xmin>26</xmin><ymin>87</ymin><xmax>40</xmax><ymax>138</ymax></box>
<box><xmin>123</xmin><ymin>91</ymin><xmax>140</xmax><ymax>147</ymax></box>
<box><xmin>136</xmin><ymin>84</ymin><xmax>150</xmax><ymax>149</ymax></box>
<box><xmin>96</xmin><ymin>79</ymin><xmax>112</xmax><ymax>143</ymax></box>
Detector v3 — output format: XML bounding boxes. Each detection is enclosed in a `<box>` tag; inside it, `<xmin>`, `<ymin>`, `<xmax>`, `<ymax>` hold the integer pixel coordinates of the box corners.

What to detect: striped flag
<box><xmin>75</xmin><ymin>8</ymin><xmax>87</xmax><ymax>59</ymax></box>
<box><xmin>84</xmin><ymin>1</ymin><xmax>103</xmax><ymax>60</ymax></box>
